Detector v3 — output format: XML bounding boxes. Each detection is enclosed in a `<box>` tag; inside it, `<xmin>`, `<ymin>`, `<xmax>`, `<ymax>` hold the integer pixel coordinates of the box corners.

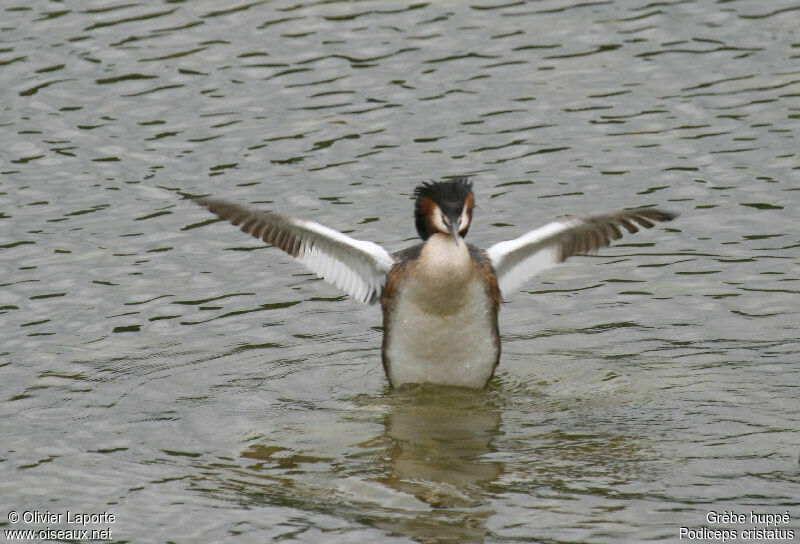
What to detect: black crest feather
<box><xmin>413</xmin><ymin>176</ymin><xmax>473</xmax><ymax>202</ymax></box>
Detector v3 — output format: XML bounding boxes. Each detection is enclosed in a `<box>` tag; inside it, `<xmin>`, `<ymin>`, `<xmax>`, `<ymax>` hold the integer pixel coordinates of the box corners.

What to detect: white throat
<box><xmin>412</xmin><ymin>233</ymin><xmax>473</xmax><ymax>313</ymax></box>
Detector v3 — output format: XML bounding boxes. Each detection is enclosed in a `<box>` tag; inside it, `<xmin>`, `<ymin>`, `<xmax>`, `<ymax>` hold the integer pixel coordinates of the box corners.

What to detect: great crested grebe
<box><xmin>195</xmin><ymin>178</ymin><xmax>676</xmax><ymax>388</ymax></box>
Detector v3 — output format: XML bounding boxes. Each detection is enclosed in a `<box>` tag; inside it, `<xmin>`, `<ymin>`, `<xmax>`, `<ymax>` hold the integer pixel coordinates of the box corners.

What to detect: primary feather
<box><xmin>487</xmin><ymin>208</ymin><xmax>677</xmax><ymax>297</ymax></box>
<box><xmin>195</xmin><ymin>198</ymin><xmax>395</xmax><ymax>303</ymax></box>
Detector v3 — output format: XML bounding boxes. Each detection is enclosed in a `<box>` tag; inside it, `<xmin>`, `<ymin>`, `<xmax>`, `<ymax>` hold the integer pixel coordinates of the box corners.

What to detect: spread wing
<box><xmin>486</xmin><ymin>208</ymin><xmax>677</xmax><ymax>297</ymax></box>
<box><xmin>195</xmin><ymin>198</ymin><xmax>395</xmax><ymax>304</ymax></box>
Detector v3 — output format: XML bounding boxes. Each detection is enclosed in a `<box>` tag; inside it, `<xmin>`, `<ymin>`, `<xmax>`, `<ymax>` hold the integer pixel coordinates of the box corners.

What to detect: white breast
<box><xmin>383</xmin><ymin>235</ymin><xmax>500</xmax><ymax>388</ymax></box>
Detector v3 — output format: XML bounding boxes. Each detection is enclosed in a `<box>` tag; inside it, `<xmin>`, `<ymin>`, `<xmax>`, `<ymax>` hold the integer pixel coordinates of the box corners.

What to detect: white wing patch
<box><xmin>486</xmin><ymin>220</ymin><xmax>575</xmax><ymax>296</ymax></box>
<box><xmin>195</xmin><ymin>198</ymin><xmax>395</xmax><ymax>303</ymax></box>
<box><xmin>487</xmin><ymin>208</ymin><xmax>677</xmax><ymax>297</ymax></box>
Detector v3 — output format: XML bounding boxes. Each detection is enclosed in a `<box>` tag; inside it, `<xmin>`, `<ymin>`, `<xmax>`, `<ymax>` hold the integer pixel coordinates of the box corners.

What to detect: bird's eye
<box><xmin>429</xmin><ymin>205</ymin><xmax>451</xmax><ymax>234</ymax></box>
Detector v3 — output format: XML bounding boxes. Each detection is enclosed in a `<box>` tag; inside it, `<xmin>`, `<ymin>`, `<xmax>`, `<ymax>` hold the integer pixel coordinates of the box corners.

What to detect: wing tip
<box><xmin>192</xmin><ymin>195</ymin><xmax>214</xmax><ymax>208</ymax></box>
<box><xmin>192</xmin><ymin>196</ymin><xmax>235</xmax><ymax>215</ymax></box>
<box><xmin>635</xmin><ymin>207</ymin><xmax>679</xmax><ymax>223</ymax></box>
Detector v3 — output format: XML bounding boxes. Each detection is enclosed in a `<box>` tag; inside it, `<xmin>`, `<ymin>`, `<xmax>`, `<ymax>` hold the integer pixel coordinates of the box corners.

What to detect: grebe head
<box><xmin>413</xmin><ymin>177</ymin><xmax>475</xmax><ymax>242</ymax></box>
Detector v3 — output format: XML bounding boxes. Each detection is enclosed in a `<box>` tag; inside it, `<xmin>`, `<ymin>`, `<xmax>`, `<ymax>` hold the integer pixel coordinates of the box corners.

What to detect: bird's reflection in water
<box><xmin>230</xmin><ymin>385</ymin><xmax>504</xmax><ymax>543</ymax></box>
<box><xmin>364</xmin><ymin>385</ymin><xmax>503</xmax><ymax>543</ymax></box>
<box><xmin>226</xmin><ymin>383</ymin><xmax>647</xmax><ymax>543</ymax></box>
